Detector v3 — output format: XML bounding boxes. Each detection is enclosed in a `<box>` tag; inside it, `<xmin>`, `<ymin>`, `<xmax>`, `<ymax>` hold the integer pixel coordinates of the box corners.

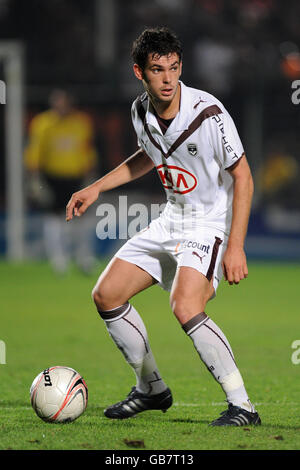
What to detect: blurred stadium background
<box><xmin>0</xmin><ymin>0</ymin><xmax>300</xmax><ymax>265</ymax></box>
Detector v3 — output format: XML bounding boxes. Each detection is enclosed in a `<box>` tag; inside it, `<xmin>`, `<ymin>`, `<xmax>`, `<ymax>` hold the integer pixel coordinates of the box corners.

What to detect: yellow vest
<box><xmin>24</xmin><ymin>110</ymin><xmax>97</xmax><ymax>178</ymax></box>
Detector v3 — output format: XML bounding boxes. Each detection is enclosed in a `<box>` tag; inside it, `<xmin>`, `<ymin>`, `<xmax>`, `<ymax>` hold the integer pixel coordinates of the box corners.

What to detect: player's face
<box><xmin>134</xmin><ymin>53</ymin><xmax>182</xmax><ymax>105</ymax></box>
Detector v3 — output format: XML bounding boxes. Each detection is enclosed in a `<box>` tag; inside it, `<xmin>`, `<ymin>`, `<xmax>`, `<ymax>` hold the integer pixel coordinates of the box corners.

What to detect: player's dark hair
<box><xmin>131</xmin><ymin>27</ymin><xmax>183</xmax><ymax>71</ymax></box>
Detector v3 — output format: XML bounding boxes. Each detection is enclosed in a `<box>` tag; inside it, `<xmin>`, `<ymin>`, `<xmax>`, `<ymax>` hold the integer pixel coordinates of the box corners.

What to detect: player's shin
<box><xmin>182</xmin><ymin>312</ymin><xmax>255</xmax><ymax>413</ymax></box>
<box><xmin>98</xmin><ymin>303</ymin><xmax>167</xmax><ymax>395</ymax></box>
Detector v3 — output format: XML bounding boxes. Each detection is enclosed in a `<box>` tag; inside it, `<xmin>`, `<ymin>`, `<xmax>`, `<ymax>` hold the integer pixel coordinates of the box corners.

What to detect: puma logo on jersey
<box><xmin>156</xmin><ymin>164</ymin><xmax>197</xmax><ymax>194</ymax></box>
<box><xmin>192</xmin><ymin>251</ymin><xmax>206</xmax><ymax>263</ymax></box>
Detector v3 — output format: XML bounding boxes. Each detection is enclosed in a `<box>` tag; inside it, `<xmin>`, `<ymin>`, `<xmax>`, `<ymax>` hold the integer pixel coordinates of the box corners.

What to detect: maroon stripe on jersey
<box><xmin>136</xmin><ymin>98</ymin><xmax>167</xmax><ymax>156</ymax></box>
<box><xmin>165</xmin><ymin>104</ymin><xmax>223</xmax><ymax>158</ymax></box>
<box><xmin>136</xmin><ymin>97</ymin><xmax>223</xmax><ymax>159</ymax></box>
<box><xmin>206</xmin><ymin>237</ymin><xmax>223</xmax><ymax>282</ymax></box>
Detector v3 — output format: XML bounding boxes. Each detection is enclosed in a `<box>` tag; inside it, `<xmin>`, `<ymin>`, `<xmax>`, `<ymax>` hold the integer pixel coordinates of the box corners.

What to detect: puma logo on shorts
<box><xmin>192</xmin><ymin>251</ymin><xmax>206</xmax><ymax>263</ymax></box>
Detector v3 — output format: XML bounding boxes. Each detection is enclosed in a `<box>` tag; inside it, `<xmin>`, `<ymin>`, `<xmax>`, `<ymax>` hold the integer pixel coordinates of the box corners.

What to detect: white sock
<box><xmin>98</xmin><ymin>303</ymin><xmax>168</xmax><ymax>395</ymax></box>
<box><xmin>183</xmin><ymin>312</ymin><xmax>255</xmax><ymax>412</ymax></box>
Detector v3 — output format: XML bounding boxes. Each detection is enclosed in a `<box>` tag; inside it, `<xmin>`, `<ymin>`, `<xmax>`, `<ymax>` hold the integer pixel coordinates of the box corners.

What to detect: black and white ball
<box><xmin>30</xmin><ymin>366</ymin><xmax>88</xmax><ymax>423</ymax></box>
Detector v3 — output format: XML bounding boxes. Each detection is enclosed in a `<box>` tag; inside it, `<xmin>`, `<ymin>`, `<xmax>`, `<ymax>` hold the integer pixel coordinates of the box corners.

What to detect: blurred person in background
<box><xmin>24</xmin><ymin>88</ymin><xmax>98</xmax><ymax>274</ymax></box>
<box><xmin>258</xmin><ymin>137</ymin><xmax>300</xmax><ymax>209</ymax></box>
<box><xmin>193</xmin><ymin>33</ymin><xmax>237</xmax><ymax>96</ymax></box>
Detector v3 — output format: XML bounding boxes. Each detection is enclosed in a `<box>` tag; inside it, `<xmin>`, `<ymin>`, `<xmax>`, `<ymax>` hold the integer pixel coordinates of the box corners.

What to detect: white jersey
<box><xmin>131</xmin><ymin>81</ymin><xmax>244</xmax><ymax>235</ymax></box>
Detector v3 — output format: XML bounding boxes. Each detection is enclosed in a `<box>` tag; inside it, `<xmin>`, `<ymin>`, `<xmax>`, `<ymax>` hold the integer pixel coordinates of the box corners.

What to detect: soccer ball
<box><xmin>30</xmin><ymin>366</ymin><xmax>88</xmax><ymax>423</ymax></box>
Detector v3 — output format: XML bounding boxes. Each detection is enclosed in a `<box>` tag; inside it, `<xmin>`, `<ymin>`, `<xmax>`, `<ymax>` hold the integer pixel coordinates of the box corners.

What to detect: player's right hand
<box><xmin>66</xmin><ymin>184</ymin><xmax>100</xmax><ymax>221</ymax></box>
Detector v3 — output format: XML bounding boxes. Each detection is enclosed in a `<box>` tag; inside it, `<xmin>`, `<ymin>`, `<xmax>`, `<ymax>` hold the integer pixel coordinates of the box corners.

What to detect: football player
<box><xmin>66</xmin><ymin>27</ymin><xmax>261</xmax><ymax>427</ymax></box>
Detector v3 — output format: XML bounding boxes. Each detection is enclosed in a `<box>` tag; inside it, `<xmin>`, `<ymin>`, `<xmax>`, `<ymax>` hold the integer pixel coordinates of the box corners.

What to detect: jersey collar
<box><xmin>145</xmin><ymin>81</ymin><xmax>193</xmax><ymax>135</ymax></box>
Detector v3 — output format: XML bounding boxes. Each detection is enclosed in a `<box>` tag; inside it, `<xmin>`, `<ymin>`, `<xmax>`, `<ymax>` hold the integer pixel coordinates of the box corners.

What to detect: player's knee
<box><xmin>92</xmin><ymin>282</ymin><xmax>123</xmax><ymax>312</ymax></box>
<box><xmin>91</xmin><ymin>286</ymin><xmax>102</xmax><ymax>310</ymax></box>
<box><xmin>170</xmin><ymin>292</ymin><xmax>208</xmax><ymax>325</ymax></box>
<box><xmin>170</xmin><ymin>294</ymin><xmax>191</xmax><ymax>322</ymax></box>
<box><xmin>91</xmin><ymin>286</ymin><xmax>109</xmax><ymax>311</ymax></box>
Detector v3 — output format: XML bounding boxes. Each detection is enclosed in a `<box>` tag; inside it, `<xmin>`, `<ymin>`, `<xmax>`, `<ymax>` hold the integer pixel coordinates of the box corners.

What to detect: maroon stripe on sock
<box><xmin>182</xmin><ymin>312</ymin><xmax>208</xmax><ymax>334</ymax></box>
<box><xmin>203</xmin><ymin>322</ymin><xmax>236</xmax><ymax>365</ymax></box>
<box><xmin>98</xmin><ymin>302</ymin><xmax>130</xmax><ymax>320</ymax></box>
<box><xmin>123</xmin><ymin>317</ymin><xmax>149</xmax><ymax>354</ymax></box>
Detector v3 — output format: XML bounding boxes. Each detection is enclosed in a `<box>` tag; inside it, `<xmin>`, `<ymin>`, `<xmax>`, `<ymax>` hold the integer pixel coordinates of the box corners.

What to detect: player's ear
<box><xmin>133</xmin><ymin>63</ymin><xmax>143</xmax><ymax>81</ymax></box>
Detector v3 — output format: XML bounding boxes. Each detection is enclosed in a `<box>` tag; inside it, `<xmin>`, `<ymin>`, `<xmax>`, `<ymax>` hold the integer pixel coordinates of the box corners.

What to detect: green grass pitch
<box><xmin>0</xmin><ymin>259</ymin><xmax>299</xmax><ymax>450</ymax></box>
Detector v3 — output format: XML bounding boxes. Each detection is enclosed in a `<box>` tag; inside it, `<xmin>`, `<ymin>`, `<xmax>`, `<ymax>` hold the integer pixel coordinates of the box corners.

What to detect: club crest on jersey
<box><xmin>156</xmin><ymin>164</ymin><xmax>197</xmax><ymax>194</ymax></box>
<box><xmin>187</xmin><ymin>143</ymin><xmax>198</xmax><ymax>156</ymax></box>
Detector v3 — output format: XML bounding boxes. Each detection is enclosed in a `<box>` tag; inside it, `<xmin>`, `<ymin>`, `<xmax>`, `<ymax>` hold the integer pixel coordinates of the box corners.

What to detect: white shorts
<box><xmin>115</xmin><ymin>216</ymin><xmax>228</xmax><ymax>295</ymax></box>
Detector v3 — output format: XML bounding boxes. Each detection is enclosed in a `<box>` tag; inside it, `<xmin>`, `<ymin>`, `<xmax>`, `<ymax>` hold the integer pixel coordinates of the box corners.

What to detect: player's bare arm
<box><xmin>222</xmin><ymin>154</ymin><xmax>254</xmax><ymax>285</ymax></box>
<box><xmin>66</xmin><ymin>149</ymin><xmax>154</xmax><ymax>221</ymax></box>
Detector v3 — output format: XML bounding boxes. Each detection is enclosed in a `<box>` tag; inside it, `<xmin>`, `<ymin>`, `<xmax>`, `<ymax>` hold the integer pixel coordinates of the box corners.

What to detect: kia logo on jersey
<box><xmin>156</xmin><ymin>164</ymin><xmax>197</xmax><ymax>194</ymax></box>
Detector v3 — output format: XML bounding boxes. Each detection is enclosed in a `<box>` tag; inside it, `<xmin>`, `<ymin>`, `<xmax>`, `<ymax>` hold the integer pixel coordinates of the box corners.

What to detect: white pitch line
<box><xmin>1</xmin><ymin>406</ymin><xmax>32</xmax><ymax>410</ymax></box>
<box><xmin>1</xmin><ymin>402</ymin><xmax>299</xmax><ymax>411</ymax></box>
<box><xmin>173</xmin><ymin>402</ymin><xmax>299</xmax><ymax>407</ymax></box>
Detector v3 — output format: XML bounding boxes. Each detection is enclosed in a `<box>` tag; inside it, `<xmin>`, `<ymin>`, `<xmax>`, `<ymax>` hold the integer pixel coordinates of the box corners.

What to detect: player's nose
<box><xmin>162</xmin><ymin>71</ymin><xmax>171</xmax><ymax>83</ymax></box>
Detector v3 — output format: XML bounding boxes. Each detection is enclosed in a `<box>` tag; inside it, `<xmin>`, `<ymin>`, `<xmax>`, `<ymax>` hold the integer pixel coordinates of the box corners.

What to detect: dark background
<box><xmin>0</xmin><ymin>0</ymin><xmax>300</xmax><ymax>258</ymax></box>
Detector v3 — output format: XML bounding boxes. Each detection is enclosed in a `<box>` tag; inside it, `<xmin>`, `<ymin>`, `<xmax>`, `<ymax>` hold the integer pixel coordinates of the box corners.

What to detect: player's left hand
<box><xmin>222</xmin><ymin>246</ymin><xmax>248</xmax><ymax>285</ymax></box>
